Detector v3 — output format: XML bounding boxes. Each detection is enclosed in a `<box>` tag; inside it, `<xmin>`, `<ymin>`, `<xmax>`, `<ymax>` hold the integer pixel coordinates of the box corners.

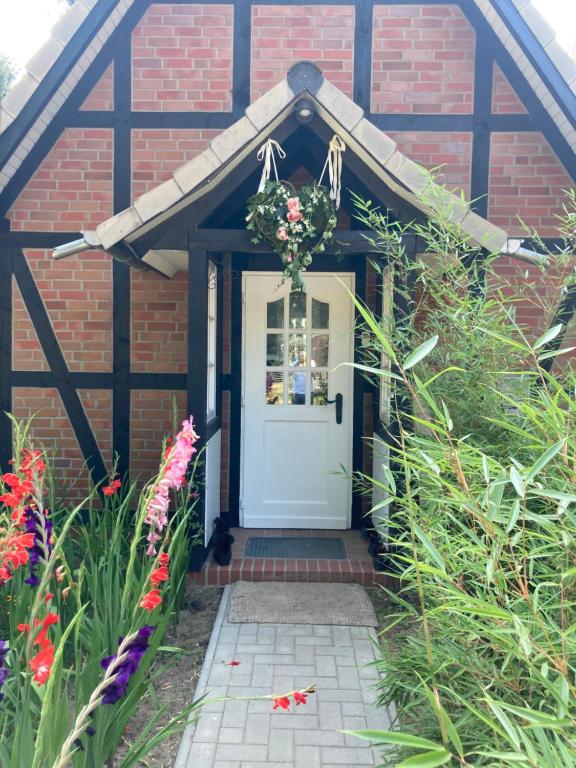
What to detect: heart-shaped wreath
<box><xmin>246</xmin><ymin>137</ymin><xmax>345</xmax><ymax>290</ymax></box>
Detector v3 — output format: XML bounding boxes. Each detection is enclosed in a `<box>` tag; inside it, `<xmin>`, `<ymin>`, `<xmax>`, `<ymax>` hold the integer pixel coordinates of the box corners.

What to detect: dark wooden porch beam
<box><xmin>184</xmin><ymin>229</ymin><xmax>382</xmax><ymax>254</ymax></box>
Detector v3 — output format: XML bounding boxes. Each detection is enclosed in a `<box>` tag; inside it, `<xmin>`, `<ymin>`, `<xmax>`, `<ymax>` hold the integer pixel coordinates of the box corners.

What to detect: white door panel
<box><xmin>242</xmin><ymin>273</ymin><xmax>354</xmax><ymax>529</ymax></box>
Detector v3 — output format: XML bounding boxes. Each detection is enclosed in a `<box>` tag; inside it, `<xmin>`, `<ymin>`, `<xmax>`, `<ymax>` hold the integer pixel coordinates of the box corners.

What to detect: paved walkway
<box><xmin>175</xmin><ymin>585</ymin><xmax>392</xmax><ymax>768</ymax></box>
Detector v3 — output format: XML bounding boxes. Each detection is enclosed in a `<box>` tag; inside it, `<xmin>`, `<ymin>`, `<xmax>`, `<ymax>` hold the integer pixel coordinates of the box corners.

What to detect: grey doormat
<box><xmin>245</xmin><ymin>536</ymin><xmax>346</xmax><ymax>559</ymax></box>
<box><xmin>228</xmin><ymin>581</ymin><xmax>378</xmax><ymax>626</ymax></box>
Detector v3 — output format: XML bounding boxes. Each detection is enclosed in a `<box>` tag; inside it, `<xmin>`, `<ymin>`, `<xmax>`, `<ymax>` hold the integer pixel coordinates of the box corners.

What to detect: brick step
<box><xmin>190</xmin><ymin>558</ymin><xmax>387</xmax><ymax>587</ymax></box>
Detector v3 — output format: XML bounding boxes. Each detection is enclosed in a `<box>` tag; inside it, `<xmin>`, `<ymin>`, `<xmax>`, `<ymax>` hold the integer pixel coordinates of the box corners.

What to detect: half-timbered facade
<box><xmin>0</xmin><ymin>0</ymin><xmax>574</xmax><ymax>567</ymax></box>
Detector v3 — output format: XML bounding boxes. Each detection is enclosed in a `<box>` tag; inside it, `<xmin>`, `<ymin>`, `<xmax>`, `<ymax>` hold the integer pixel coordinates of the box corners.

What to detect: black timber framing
<box><xmin>187</xmin><ymin>248</ymin><xmax>209</xmax><ymax>568</ymax></box>
<box><xmin>353</xmin><ymin>0</ymin><xmax>373</xmax><ymax>113</ymax></box>
<box><xmin>0</xmin><ymin>249</ymin><xmax>13</xmax><ymax>472</ymax></box>
<box><xmin>112</xmin><ymin>38</ymin><xmax>133</xmax><ymax>478</ymax></box>
<box><xmin>12</xmin><ymin>249</ymin><xmax>107</xmax><ymax>484</ymax></box>
<box><xmin>470</xmin><ymin>39</ymin><xmax>494</xmax><ymax>217</ymax></box>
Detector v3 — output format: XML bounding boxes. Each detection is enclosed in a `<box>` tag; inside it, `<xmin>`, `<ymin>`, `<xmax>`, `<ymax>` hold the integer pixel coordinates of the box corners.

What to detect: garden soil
<box><xmin>117</xmin><ymin>584</ymin><xmax>222</xmax><ymax>768</ymax></box>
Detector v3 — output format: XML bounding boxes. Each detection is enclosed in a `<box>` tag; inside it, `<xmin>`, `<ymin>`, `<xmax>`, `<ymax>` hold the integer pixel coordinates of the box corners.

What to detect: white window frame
<box><xmin>206</xmin><ymin>260</ymin><xmax>217</xmax><ymax>421</ymax></box>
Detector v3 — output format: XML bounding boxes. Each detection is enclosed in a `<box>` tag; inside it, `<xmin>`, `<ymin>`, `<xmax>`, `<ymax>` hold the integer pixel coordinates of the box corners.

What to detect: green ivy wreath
<box><xmin>246</xmin><ymin>179</ymin><xmax>337</xmax><ymax>291</ymax></box>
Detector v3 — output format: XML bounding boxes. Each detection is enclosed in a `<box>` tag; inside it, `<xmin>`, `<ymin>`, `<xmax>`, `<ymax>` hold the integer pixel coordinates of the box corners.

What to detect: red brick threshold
<box><xmin>190</xmin><ymin>528</ymin><xmax>389</xmax><ymax>587</ymax></box>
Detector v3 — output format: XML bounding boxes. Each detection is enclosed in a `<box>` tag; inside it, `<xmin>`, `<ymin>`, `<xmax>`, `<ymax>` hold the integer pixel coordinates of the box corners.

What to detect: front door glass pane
<box><xmin>267</xmin><ymin>298</ymin><xmax>284</xmax><ymax>329</ymax></box>
<box><xmin>289</xmin><ymin>371</ymin><xmax>307</xmax><ymax>405</ymax></box>
<box><xmin>266</xmin><ymin>333</ymin><xmax>284</xmax><ymax>366</ymax></box>
<box><xmin>289</xmin><ymin>292</ymin><xmax>307</xmax><ymax>329</ymax></box>
<box><xmin>312</xmin><ymin>298</ymin><xmax>329</xmax><ymax>329</ymax></box>
<box><xmin>311</xmin><ymin>334</ymin><xmax>329</xmax><ymax>368</ymax></box>
<box><xmin>288</xmin><ymin>333</ymin><xmax>306</xmax><ymax>366</ymax></box>
<box><xmin>266</xmin><ymin>371</ymin><xmax>284</xmax><ymax>405</ymax></box>
<box><xmin>311</xmin><ymin>372</ymin><xmax>329</xmax><ymax>405</ymax></box>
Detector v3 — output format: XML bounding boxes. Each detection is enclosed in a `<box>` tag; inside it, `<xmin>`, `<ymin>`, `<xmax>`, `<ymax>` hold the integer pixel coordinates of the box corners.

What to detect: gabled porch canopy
<box><xmin>53</xmin><ymin>62</ymin><xmax>544</xmax><ymax>274</ymax></box>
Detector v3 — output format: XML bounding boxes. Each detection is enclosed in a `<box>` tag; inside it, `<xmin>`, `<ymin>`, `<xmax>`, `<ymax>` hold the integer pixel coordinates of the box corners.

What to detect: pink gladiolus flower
<box><xmin>145</xmin><ymin>417</ymin><xmax>199</xmax><ymax>555</ymax></box>
<box><xmin>277</xmin><ymin>228</ymin><xmax>289</xmax><ymax>241</ymax></box>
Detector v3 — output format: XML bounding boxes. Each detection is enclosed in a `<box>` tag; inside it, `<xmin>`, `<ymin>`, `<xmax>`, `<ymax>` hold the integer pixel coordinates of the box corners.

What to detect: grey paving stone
<box><xmin>194</xmin><ymin>712</ymin><xmax>222</xmax><ymax>743</ymax></box>
<box><xmin>342</xmin><ymin>702</ymin><xmax>366</xmax><ymax>716</ymax></box>
<box><xmin>213</xmin><ymin>762</ymin><xmax>240</xmax><ymax>768</ymax></box>
<box><xmin>295</xmin><ymin>745</ymin><xmax>321</xmax><ymax>768</ymax></box>
<box><xmin>337</xmin><ymin>666</ymin><xmax>360</xmax><ymax>689</ymax></box>
<box><xmin>273</xmin><ymin>664</ymin><xmax>315</xmax><ymax>677</ymax></box>
<box><xmin>313</xmin><ymin>625</ymin><xmax>332</xmax><ymax>636</ymax></box>
<box><xmin>275</xmin><ymin>636</ymin><xmax>294</xmax><ymax>655</ymax></box>
<box><xmin>294</xmin><ymin>729</ymin><xmax>345</xmax><ymax>747</ymax></box>
<box><xmin>315</xmin><ymin>655</ymin><xmax>336</xmax><ymax>676</ymax></box>
<box><xmin>293</xmin><ymin>646</ymin><xmax>315</xmax><ymax>665</ymax></box>
<box><xmin>294</xmin><ymin>635</ymin><xmax>333</xmax><ymax>646</ymax></box>
<box><xmin>215</xmin><ymin>745</ymin><xmax>268</xmax><ymax>762</ymax></box>
<box><xmin>184</xmin><ymin>742</ymin><xmax>216</xmax><ymax>767</ymax></box>
<box><xmin>219</xmin><ymin>727</ymin><xmax>244</xmax><ymax>744</ymax></box>
<box><xmin>321</xmin><ymin>746</ymin><xmax>376</xmax><ymax>764</ymax></box>
<box><xmin>318</xmin><ymin>701</ymin><xmax>343</xmax><ymax>730</ymax></box>
<box><xmin>257</xmin><ymin>626</ymin><xmax>276</xmax><ymax>645</ymax></box>
<box><xmin>222</xmin><ymin>700</ymin><xmax>248</xmax><ymax>729</ymax></box>
<box><xmin>253</xmin><ymin>654</ymin><xmax>293</xmax><ymax>665</ymax></box>
<box><xmin>236</xmin><ymin>644</ymin><xmax>274</xmax><ymax>655</ymax></box>
<box><xmin>244</xmin><ymin>714</ymin><xmax>270</xmax><ymax>745</ymax></box>
<box><xmin>251</xmin><ymin>663</ymin><xmax>273</xmax><ymax>687</ymax></box>
<box><xmin>317</xmin><ymin>689</ymin><xmax>363</xmax><ymax>703</ymax></box>
<box><xmin>271</xmin><ymin>714</ymin><xmax>319</xmax><ymax>730</ymax></box>
<box><xmin>268</xmin><ymin>727</ymin><xmax>294</xmax><ymax>762</ymax></box>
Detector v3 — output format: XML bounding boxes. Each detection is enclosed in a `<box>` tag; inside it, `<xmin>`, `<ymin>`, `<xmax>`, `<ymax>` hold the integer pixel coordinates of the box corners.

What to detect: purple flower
<box><xmin>100</xmin><ymin>626</ymin><xmax>154</xmax><ymax>705</ymax></box>
<box><xmin>0</xmin><ymin>640</ymin><xmax>9</xmax><ymax>703</ymax></box>
<box><xmin>23</xmin><ymin>506</ymin><xmax>52</xmax><ymax>587</ymax></box>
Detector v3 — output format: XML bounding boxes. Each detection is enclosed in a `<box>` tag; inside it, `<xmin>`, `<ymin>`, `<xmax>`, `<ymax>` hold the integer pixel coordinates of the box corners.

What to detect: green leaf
<box><xmin>397</xmin><ymin>749</ymin><xmax>451</xmax><ymax>767</ymax></box>
<box><xmin>345</xmin><ymin>730</ymin><xmax>442</xmax><ymax>750</ymax></box>
<box><xmin>510</xmin><ymin>466</ymin><xmax>525</xmax><ymax>497</ymax></box>
<box><xmin>526</xmin><ymin>439</ymin><xmax>566</xmax><ymax>482</ymax></box>
<box><xmin>537</xmin><ymin>346</ymin><xmax>576</xmax><ymax>361</ymax></box>
<box><xmin>413</xmin><ymin>524</ymin><xmax>445</xmax><ymax>571</ymax></box>
<box><xmin>533</xmin><ymin>323</ymin><xmax>563</xmax><ymax>350</ymax></box>
<box><xmin>403</xmin><ymin>335</ymin><xmax>439</xmax><ymax>371</ymax></box>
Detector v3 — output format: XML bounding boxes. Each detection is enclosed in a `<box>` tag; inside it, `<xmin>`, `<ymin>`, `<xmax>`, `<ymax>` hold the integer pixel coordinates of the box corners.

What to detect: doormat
<box><xmin>245</xmin><ymin>536</ymin><xmax>346</xmax><ymax>559</ymax></box>
<box><xmin>228</xmin><ymin>581</ymin><xmax>378</xmax><ymax>626</ymax></box>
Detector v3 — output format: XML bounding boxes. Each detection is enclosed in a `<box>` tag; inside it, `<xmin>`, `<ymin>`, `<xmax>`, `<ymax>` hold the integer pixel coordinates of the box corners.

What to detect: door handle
<box><xmin>327</xmin><ymin>392</ymin><xmax>343</xmax><ymax>424</ymax></box>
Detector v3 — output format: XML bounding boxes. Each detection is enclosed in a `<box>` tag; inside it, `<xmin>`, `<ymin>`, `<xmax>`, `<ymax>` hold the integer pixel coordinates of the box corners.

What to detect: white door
<box><xmin>242</xmin><ymin>272</ymin><xmax>354</xmax><ymax>529</ymax></box>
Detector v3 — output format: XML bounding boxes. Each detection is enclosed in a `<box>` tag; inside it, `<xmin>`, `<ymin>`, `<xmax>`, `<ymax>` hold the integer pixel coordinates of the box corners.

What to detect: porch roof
<box><xmin>53</xmin><ymin>62</ymin><xmax>543</xmax><ymax>274</ymax></box>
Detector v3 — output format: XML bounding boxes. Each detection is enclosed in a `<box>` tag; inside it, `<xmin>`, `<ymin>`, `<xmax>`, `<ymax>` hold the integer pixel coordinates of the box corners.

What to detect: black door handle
<box><xmin>326</xmin><ymin>392</ymin><xmax>343</xmax><ymax>424</ymax></box>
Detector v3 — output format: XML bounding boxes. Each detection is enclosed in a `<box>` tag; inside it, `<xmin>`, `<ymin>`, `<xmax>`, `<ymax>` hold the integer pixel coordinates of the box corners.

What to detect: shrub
<box><xmin>349</xmin><ymin>189</ymin><xmax>576</xmax><ymax>767</ymax></box>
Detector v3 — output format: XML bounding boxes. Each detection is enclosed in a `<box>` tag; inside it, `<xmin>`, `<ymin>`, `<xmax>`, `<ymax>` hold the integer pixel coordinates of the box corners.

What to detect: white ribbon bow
<box><xmin>319</xmin><ymin>135</ymin><xmax>346</xmax><ymax>210</ymax></box>
<box><xmin>256</xmin><ymin>138</ymin><xmax>286</xmax><ymax>193</ymax></box>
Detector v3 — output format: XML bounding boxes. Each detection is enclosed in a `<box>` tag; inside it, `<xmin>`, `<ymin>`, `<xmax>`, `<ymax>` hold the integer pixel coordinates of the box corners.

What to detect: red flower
<box><xmin>102</xmin><ymin>486</ymin><xmax>115</xmax><ymax>496</ymax></box>
<box><xmin>158</xmin><ymin>552</ymin><xmax>170</xmax><ymax>567</ymax></box>
<box><xmin>17</xmin><ymin>623</ymin><xmax>31</xmax><ymax>633</ymax></box>
<box><xmin>149</xmin><ymin>565</ymin><xmax>169</xmax><ymax>586</ymax></box>
<box><xmin>30</xmin><ymin>644</ymin><xmax>54</xmax><ymax>685</ymax></box>
<box><xmin>140</xmin><ymin>588</ymin><xmax>162</xmax><ymax>612</ymax></box>
<box><xmin>225</xmin><ymin>660</ymin><xmax>241</xmax><ymax>666</ymax></box>
<box><xmin>273</xmin><ymin>696</ymin><xmax>291</xmax><ymax>711</ymax></box>
<box><xmin>44</xmin><ymin>593</ymin><xmax>54</xmax><ymax>603</ymax></box>
<box><xmin>0</xmin><ymin>493</ymin><xmax>21</xmax><ymax>508</ymax></box>
<box><xmin>293</xmin><ymin>691</ymin><xmax>308</xmax><ymax>706</ymax></box>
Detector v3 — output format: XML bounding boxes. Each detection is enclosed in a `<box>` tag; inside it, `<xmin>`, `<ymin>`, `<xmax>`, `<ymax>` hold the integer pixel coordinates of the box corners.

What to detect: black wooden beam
<box><xmin>12</xmin><ymin>249</ymin><xmax>107</xmax><ymax>483</ymax></box>
<box><xmin>184</xmin><ymin>229</ymin><xmax>382</xmax><ymax>253</ymax></box>
<box><xmin>0</xmin><ymin>232</ymin><xmax>83</xmax><ymax>248</ymax></box>
<box><xmin>10</xmin><ymin>372</ymin><xmax>188</xmax><ymax>390</ymax></box>
<box><xmin>111</xmin><ymin>37</ymin><xmax>133</xmax><ymax>478</ymax></box>
<box><xmin>187</xmin><ymin>245</ymin><xmax>209</xmax><ymax>566</ymax></box>
<box><xmin>471</xmin><ymin>39</ymin><xmax>494</xmax><ymax>217</ymax></box>
<box><xmin>232</xmin><ymin>0</ymin><xmax>251</xmax><ymax>119</ymax></box>
<box><xmin>354</xmin><ymin>0</ymin><xmax>373</xmax><ymax>113</ymax></box>
<box><xmin>0</xmin><ymin>249</ymin><xmax>13</xmax><ymax>471</ymax></box>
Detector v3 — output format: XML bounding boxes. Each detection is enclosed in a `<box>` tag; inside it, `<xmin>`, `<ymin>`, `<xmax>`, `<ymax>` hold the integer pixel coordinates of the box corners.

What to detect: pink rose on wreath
<box><xmin>287</xmin><ymin>209</ymin><xmax>303</xmax><ymax>222</ymax></box>
<box><xmin>277</xmin><ymin>227</ymin><xmax>289</xmax><ymax>241</ymax></box>
<box><xmin>286</xmin><ymin>197</ymin><xmax>300</xmax><ymax>211</ymax></box>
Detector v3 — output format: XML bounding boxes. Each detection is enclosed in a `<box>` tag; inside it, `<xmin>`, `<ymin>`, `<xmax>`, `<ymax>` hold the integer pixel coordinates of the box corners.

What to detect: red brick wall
<box><xmin>372</xmin><ymin>4</ymin><xmax>475</xmax><ymax>114</ymax></box>
<box><xmin>12</xmin><ymin>388</ymin><xmax>92</xmax><ymax>499</ymax></box>
<box><xmin>492</xmin><ymin>63</ymin><xmax>526</xmax><ymax>114</ymax></box>
<box><xmin>12</xmin><ymin>278</ymin><xmax>49</xmax><ymax>371</ymax></box>
<box><xmin>488</xmin><ymin>132</ymin><xmax>574</xmax><ymax>235</ymax></box>
<box><xmin>130</xmin><ymin>390</ymin><xmax>187</xmax><ymax>482</ymax></box>
<box><xmin>387</xmin><ymin>131</ymin><xmax>472</xmax><ymax>197</ymax></box>
<box><xmin>131</xmin><ymin>3</ymin><xmax>233</xmax><ymax>111</ymax></box>
<box><xmin>131</xmin><ymin>269</ymin><xmax>188</xmax><ymax>373</ymax></box>
<box><xmin>7</xmin><ymin>128</ymin><xmax>113</xmax><ymax>231</ymax></box>
<box><xmin>251</xmin><ymin>5</ymin><xmax>354</xmax><ymax>99</ymax></box>
<box><xmin>80</xmin><ymin>64</ymin><xmax>114</xmax><ymax>111</ymax></box>
<box><xmin>131</xmin><ymin>128</ymin><xmax>217</xmax><ymax>197</ymax></box>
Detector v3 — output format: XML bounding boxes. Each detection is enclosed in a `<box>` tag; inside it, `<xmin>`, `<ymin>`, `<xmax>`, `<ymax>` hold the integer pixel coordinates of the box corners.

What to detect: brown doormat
<box><xmin>227</xmin><ymin>581</ymin><xmax>378</xmax><ymax>626</ymax></box>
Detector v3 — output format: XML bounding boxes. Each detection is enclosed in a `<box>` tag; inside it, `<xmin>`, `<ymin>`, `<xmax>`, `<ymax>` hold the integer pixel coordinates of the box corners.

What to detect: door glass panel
<box><xmin>289</xmin><ymin>292</ymin><xmax>307</xmax><ymax>329</ymax></box>
<box><xmin>311</xmin><ymin>334</ymin><xmax>329</xmax><ymax>368</ymax></box>
<box><xmin>267</xmin><ymin>298</ymin><xmax>284</xmax><ymax>329</ymax></box>
<box><xmin>266</xmin><ymin>371</ymin><xmax>284</xmax><ymax>405</ymax></box>
<box><xmin>311</xmin><ymin>372</ymin><xmax>329</xmax><ymax>405</ymax></box>
<box><xmin>266</xmin><ymin>333</ymin><xmax>284</xmax><ymax>366</ymax></box>
<box><xmin>312</xmin><ymin>298</ymin><xmax>329</xmax><ymax>329</ymax></box>
<box><xmin>289</xmin><ymin>371</ymin><xmax>307</xmax><ymax>405</ymax></box>
<box><xmin>288</xmin><ymin>334</ymin><xmax>306</xmax><ymax>366</ymax></box>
